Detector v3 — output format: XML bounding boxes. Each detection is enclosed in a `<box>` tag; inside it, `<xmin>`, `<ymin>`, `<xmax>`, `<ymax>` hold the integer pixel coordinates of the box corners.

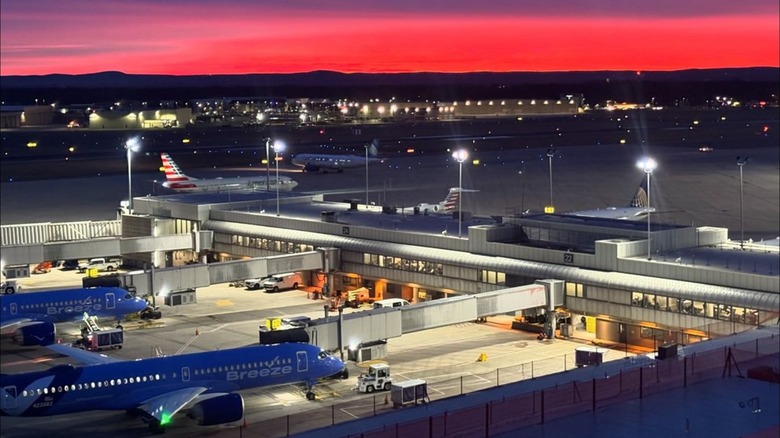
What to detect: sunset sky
<box><xmin>1</xmin><ymin>0</ymin><xmax>778</xmax><ymax>76</ymax></box>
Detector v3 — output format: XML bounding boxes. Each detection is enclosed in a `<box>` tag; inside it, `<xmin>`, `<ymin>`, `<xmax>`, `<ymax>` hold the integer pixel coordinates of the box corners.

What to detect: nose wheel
<box><xmin>305</xmin><ymin>381</ymin><xmax>316</xmax><ymax>400</ymax></box>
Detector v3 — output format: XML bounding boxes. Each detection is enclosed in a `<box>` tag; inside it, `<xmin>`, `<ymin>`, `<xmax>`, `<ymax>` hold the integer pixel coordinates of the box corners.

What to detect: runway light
<box><xmin>68</xmin><ymin>146</ymin><xmax>75</xmax><ymax>152</ymax></box>
<box><xmin>182</xmin><ymin>138</ymin><xmax>190</xmax><ymax>143</ymax></box>
<box><xmin>27</xmin><ymin>142</ymin><xmax>37</xmax><ymax>148</ymax></box>
<box><xmin>620</xmin><ymin>139</ymin><xmax>626</xmax><ymax>144</ymax></box>
<box><xmin>406</xmin><ymin>148</ymin><xmax>415</xmax><ymax>153</ymax></box>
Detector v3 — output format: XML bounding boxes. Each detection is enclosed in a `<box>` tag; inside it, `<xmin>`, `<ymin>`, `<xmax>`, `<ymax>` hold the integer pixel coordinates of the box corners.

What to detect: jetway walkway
<box><xmin>305</xmin><ymin>280</ymin><xmax>564</xmax><ymax>352</ymax></box>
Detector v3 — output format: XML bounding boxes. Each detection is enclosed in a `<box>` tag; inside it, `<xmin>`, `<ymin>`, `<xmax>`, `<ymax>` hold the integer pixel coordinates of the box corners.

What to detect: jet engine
<box><xmin>190</xmin><ymin>393</ymin><xmax>244</xmax><ymax>426</ymax></box>
<box><xmin>303</xmin><ymin>163</ymin><xmax>320</xmax><ymax>172</ymax></box>
<box><xmin>12</xmin><ymin>321</ymin><xmax>56</xmax><ymax>346</ymax></box>
<box><xmin>417</xmin><ymin>203</ymin><xmax>440</xmax><ymax>214</ymax></box>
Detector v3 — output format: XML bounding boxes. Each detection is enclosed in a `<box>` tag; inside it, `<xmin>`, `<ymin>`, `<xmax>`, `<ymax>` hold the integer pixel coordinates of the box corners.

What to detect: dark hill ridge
<box><xmin>2</xmin><ymin>68</ymin><xmax>778</xmax><ymax>88</ymax></box>
<box><xmin>0</xmin><ymin>68</ymin><xmax>777</xmax><ymax>106</ymax></box>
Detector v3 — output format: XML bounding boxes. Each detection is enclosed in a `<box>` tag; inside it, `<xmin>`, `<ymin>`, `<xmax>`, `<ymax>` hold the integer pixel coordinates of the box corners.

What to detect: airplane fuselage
<box><xmin>1</xmin><ymin>287</ymin><xmax>147</xmax><ymax>325</ymax></box>
<box><xmin>0</xmin><ymin>343</ymin><xmax>344</xmax><ymax>417</ymax></box>
<box><xmin>291</xmin><ymin>154</ymin><xmax>380</xmax><ymax>172</ymax></box>
<box><xmin>163</xmin><ymin>176</ymin><xmax>297</xmax><ymax>193</ymax></box>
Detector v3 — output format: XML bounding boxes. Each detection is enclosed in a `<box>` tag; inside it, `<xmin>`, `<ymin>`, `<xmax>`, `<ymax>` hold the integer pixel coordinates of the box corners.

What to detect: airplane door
<box><xmin>105</xmin><ymin>293</ymin><xmax>116</xmax><ymax>310</ymax></box>
<box><xmin>296</xmin><ymin>351</ymin><xmax>308</xmax><ymax>373</ymax></box>
<box><xmin>2</xmin><ymin>386</ymin><xmax>18</xmax><ymax>410</ymax></box>
<box><xmin>181</xmin><ymin>367</ymin><xmax>190</xmax><ymax>382</ymax></box>
<box><xmin>10</xmin><ymin>303</ymin><xmax>17</xmax><ymax>315</ymax></box>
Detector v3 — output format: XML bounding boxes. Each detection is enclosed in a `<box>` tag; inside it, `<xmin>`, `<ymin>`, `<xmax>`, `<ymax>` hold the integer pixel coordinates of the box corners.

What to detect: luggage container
<box><xmin>390</xmin><ymin>379</ymin><xmax>428</xmax><ymax>408</ymax></box>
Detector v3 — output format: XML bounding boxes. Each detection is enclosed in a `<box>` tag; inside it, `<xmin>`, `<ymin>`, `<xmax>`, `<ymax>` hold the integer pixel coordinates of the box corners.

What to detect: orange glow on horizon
<box><xmin>0</xmin><ymin>4</ymin><xmax>777</xmax><ymax>76</ymax></box>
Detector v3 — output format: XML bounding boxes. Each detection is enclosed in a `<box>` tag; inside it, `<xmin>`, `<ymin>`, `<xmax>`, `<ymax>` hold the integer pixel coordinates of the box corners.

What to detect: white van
<box><xmin>373</xmin><ymin>298</ymin><xmax>410</xmax><ymax>309</ymax></box>
<box><xmin>262</xmin><ymin>272</ymin><xmax>303</xmax><ymax>292</ymax></box>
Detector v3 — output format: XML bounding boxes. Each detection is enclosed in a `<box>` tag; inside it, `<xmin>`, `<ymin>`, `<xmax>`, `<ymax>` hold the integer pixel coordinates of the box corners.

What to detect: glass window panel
<box><xmin>656</xmin><ymin>296</ymin><xmax>667</xmax><ymax>311</ymax></box>
<box><xmin>717</xmin><ymin>304</ymin><xmax>731</xmax><ymax>321</ymax></box>
<box><xmin>692</xmin><ymin>301</ymin><xmax>706</xmax><ymax>317</ymax></box>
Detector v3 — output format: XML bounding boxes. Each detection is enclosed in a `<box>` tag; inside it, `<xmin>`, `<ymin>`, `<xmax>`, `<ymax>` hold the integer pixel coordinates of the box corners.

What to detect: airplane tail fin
<box><xmin>367</xmin><ymin>139</ymin><xmax>379</xmax><ymax>157</ymax></box>
<box><xmin>160</xmin><ymin>153</ymin><xmax>196</xmax><ymax>186</ymax></box>
<box><xmin>629</xmin><ymin>178</ymin><xmax>649</xmax><ymax>208</ymax></box>
<box><xmin>442</xmin><ymin>187</ymin><xmax>460</xmax><ymax>212</ymax></box>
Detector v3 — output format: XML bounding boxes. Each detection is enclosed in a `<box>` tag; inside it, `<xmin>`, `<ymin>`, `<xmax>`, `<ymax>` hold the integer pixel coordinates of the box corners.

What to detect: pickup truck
<box><xmin>78</xmin><ymin>257</ymin><xmax>122</xmax><ymax>273</ymax></box>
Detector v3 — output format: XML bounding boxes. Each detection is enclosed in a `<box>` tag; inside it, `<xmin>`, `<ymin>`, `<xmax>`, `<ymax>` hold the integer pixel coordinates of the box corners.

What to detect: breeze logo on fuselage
<box><xmin>45</xmin><ymin>297</ymin><xmax>102</xmax><ymax>316</ymax></box>
<box><xmin>226</xmin><ymin>356</ymin><xmax>293</xmax><ymax>381</ymax></box>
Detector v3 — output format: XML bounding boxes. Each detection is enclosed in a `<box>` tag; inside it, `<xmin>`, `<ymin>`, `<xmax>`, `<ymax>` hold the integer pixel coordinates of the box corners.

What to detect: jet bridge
<box><xmin>305</xmin><ymin>280</ymin><xmax>564</xmax><ymax>354</ymax></box>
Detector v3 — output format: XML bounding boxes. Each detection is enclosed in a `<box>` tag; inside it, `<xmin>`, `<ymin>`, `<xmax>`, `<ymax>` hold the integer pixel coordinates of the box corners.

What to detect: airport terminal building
<box><xmin>2</xmin><ymin>189</ymin><xmax>777</xmax><ymax>351</ymax></box>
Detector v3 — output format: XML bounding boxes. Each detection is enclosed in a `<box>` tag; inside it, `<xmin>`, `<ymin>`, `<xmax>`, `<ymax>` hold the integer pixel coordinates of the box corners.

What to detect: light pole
<box><xmin>737</xmin><ymin>156</ymin><xmax>749</xmax><ymax>248</ymax></box>
<box><xmin>265</xmin><ymin>137</ymin><xmax>271</xmax><ymax>191</ymax></box>
<box><xmin>546</xmin><ymin>148</ymin><xmax>555</xmax><ymax>212</ymax></box>
<box><xmin>519</xmin><ymin>160</ymin><xmax>526</xmax><ymax>215</ymax></box>
<box><xmin>273</xmin><ymin>140</ymin><xmax>286</xmax><ymax>216</ymax></box>
<box><xmin>452</xmin><ymin>149</ymin><xmax>468</xmax><ymax>238</ymax></box>
<box><xmin>365</xmin><ymin>142</ymin><xmax>369</xmax><ymax>210</ymax></box>
<box><xmin>125</xmin><ymin>136</ymin><xmax>140</xmax><ymax>214</ymax></box>
<box><xmin>637</xmin><ymin>157</ymin><xmax>657</xmax><ymax>260</ymax></box>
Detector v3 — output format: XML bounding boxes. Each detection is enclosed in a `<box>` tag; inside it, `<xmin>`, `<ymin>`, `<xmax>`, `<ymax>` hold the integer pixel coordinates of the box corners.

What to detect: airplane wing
<box><xmin>0</xmin><ymin>314</ymin><xmax>61</xmax><ymax>332</ymax></box>
<box><xmin>137</xmin><ymin>386</ymin><xmax>210</xmax><ymax>423</ymax></box>
<box><xmin>46</xmin><ymin>343</ymin><xmax>123</xmax><ymax>365</ymax></box>
<box><xmin>1</xmin><ymin>316</ymin><xmax>40</xmax><ymax>331</ymax></box>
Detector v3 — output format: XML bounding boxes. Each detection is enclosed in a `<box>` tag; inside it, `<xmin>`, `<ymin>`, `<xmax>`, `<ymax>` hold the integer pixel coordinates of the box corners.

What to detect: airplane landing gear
<box><xmin>305</xmin><ymin>381</ymin><xmax>317</xmax><ymax>400</ymax></box>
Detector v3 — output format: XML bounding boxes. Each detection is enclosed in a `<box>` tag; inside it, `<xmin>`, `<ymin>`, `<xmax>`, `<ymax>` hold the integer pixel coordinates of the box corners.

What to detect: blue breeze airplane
<box><xmin>0</xmin><ymin>287</ymin><xmax>148</xmax><ymax>346</ymax></box>
<box><xmin>0</xmin><ymin>342</ymin><xmax>346</xmax><ymax>432</ymax></box>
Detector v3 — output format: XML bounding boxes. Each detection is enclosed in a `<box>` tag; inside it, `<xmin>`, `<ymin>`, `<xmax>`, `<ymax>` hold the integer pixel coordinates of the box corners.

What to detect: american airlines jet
<box><xmin>291</xmin><ymin>139</ymin><xmax>382</xmax><ymax>172</ymax></box>
<box><xmin>0</xmin><ymin>342</ymin><xmax>345</xmax><ymax>432</ymax></box>
<box><xmin>0</xmin><ymin>287</ymin><xmax>148</xmax><ymax>346</ymax></box>
<box><xmin>160</xmin><ymin>153</ymin><xmax>298</xmax><ymax>193</ymax></box>
<box><xmin>401</xmin><ymin>187</ymin><xmax>479</xmax><ymax>215</ymax></box>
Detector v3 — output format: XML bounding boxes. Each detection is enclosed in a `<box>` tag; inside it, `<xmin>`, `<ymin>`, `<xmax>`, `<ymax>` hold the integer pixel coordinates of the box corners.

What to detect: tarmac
<box><xmin>1</xmin><ymin>268</ymin><xmax>629</xmax><ymax>438</ymax></box>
